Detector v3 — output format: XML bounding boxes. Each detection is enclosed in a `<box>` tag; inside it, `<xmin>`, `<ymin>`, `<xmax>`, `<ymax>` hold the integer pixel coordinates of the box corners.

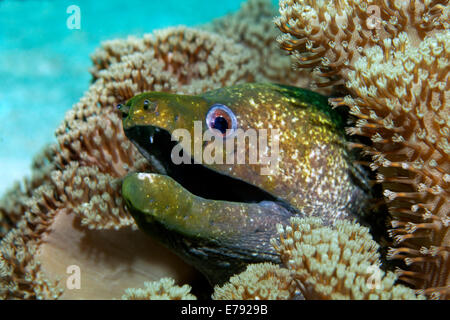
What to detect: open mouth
<box><xmin>124</xmin><ymin>125</ymin><xmax>287</xmax><ymax>205</ymax></box>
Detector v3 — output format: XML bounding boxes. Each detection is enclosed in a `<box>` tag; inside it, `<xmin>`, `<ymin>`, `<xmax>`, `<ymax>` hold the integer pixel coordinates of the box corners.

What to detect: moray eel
<box><xmin>120</xmin><ymin>83</ymin><xmax>370</xmax><ymax>285</ymax></box>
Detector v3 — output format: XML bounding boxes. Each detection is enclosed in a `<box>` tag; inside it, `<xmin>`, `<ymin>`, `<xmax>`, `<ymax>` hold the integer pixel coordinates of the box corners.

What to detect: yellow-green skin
<box><xmin>121</xmin><ymin>83</ymin><xmax>369</xmax><ymax>284</ymax></box>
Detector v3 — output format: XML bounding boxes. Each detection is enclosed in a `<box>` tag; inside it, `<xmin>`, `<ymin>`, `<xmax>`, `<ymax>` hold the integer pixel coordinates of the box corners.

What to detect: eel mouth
<box><xmin>124</xmin><ymin>125</ymin><xmax>283</xmax><ymax>204</ymax></box>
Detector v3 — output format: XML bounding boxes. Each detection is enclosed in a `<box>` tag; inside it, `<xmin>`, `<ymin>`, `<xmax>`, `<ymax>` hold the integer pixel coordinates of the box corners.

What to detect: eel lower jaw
<box><xmin>123</xmin><ymin>125</ymin><xmax>297</xmax><ymax>285</ymax></box>
<box><xmin>124</xmin><ymin>125</ymin><xmax>294</xmax><ymax>209</ymax></box>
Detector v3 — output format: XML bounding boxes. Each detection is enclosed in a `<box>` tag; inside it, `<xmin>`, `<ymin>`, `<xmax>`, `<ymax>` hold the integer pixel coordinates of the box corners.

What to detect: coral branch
<box><xmin>272</xmin><ymin>217</ymin><xmax>424</xmax><ymax>299</ymax></box>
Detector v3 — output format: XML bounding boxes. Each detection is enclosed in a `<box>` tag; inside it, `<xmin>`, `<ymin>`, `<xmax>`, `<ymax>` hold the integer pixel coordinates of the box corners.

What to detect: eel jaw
<box><xmin>123</xmin><ymin>125</ymin><xmax>299</xmax><ymax>285</ymax></box>
<box><xmin>124</xmin><ymin>125</ymin><xmax>291</xmax><ymax>206</ymax></box>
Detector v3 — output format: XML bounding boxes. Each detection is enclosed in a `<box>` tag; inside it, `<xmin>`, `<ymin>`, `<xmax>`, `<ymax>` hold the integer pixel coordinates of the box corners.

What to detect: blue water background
<box><xmin>0</xmin><ymin>0</ymin><xmax>275</xmax><ymax>194</ymax></box>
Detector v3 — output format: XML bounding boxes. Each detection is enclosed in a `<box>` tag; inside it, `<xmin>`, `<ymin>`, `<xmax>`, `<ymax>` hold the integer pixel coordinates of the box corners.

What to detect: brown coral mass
<box><xmin>276</xmin><ymin>0</ymin><xmax>449</xmax><ymax>298</ymax></box>
<box><xmin>121</xmin><ymin>278</ymin><xmax>196</xmax><ymax>300</ymax></box>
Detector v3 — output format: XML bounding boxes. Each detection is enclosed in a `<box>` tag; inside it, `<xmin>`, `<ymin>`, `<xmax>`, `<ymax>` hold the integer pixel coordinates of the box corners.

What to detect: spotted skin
<box><xmin>121</xmin><ymin>83</ymin><xmax>369</xmax><ymax>284</ymax></box>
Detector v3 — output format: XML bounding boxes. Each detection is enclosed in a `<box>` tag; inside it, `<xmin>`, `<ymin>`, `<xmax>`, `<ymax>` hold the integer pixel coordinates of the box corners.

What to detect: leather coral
<box><xmin>275</xmin><ymin>0</ymin><xmax>449</xmax><ymax>298</ymax></box>
<box><xmin>271</xmin><ymin>217</ymin><xmax>424</xmax><ymax>299</ymax></box>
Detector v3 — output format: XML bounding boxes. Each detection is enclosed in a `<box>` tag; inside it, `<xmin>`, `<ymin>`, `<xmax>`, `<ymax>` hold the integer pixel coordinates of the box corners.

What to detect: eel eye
<box><xmin>143</xmin><ymin>100</ymin><xmax>150</xmax><ymax>109</ymax></box>
<box><xmin>205</xmin><ymin>104</ymin><xmax>237</xmax><ymax>138</ymax></box>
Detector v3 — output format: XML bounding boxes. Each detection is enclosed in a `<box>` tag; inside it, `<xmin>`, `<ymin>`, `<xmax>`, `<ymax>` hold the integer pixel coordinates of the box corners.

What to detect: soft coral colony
<box><xmin>0</xmin><ymin>0</ymin><xmax>447</xmax><ymax>300</ymax></box>
<box><xmin>275</xmin><ymin>0</ymin><xmax>448</xmax><ymax>298</ymax></box>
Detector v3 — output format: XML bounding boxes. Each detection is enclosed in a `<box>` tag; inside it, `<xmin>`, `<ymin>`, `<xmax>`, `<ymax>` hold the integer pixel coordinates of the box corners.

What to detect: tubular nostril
<box><xmin>117</xmin><ymin>103</ymin><xmax>129</xmax><ymax>118</ymax></box>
